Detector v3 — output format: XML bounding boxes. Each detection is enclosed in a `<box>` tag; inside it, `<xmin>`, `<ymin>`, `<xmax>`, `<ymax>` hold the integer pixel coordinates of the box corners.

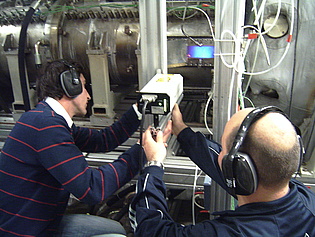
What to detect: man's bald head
<box><xmin>222</xmin><ymin>108</ymin><xmax>301</xmax><ymax>190</ymax></box>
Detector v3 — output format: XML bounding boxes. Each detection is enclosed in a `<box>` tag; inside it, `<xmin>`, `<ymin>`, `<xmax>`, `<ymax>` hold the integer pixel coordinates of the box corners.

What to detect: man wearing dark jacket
<box><xmin>130</xmin><ymin>104</ymin><xmax>315</xmax><ymax>236</ymax></box>
<box><xmin>0</xmin><ymin>60</ymin><xmax>142</xmax><ymax>236</ymax></box>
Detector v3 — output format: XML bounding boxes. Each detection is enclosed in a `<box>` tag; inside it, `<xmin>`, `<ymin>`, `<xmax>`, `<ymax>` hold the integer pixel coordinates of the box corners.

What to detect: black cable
<box><xmin>112</xmin><ymin>203</ymin><xmax>129</xmax><ymax>221</ymax></box>
<box><xmin>18</xmin><ymin>6</ymin><xmax>35</xmax><ymax>111</ymax></box>
<box><xmin>181</xmin><ymin>24</ymin><xmax>203</xmax><ymax>47</ymax></box>
<box><xmin>153</xmin><ymin>114</ymin><xmax>159</xmax><ymax>128</ymax></box>
<box><xmin>139</xmin><ymin>100</ymin><xmax>149</xmax><ymax>172</ymax></box>
<box><xmin>106</xmin><ymin>184</ymin><xmax>136</xmax><ymax>207</ymax></box>
<box><xmin>96</xmin><ymin>184</ymin><xmax>136</xmax><ymax>216</ymax></box>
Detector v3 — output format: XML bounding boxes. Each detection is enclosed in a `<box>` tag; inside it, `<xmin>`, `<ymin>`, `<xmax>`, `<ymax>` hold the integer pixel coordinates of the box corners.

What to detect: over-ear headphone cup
<box><xmin>234</xmin><ymin>152</ymin><xmax>258</xmax><ymax>195</ymax></box>
<box><xmin>222</xmin><ymin>106</ymin><xmax>301</xmax><ymax>196</ymax></box>
<box><xmin>60</xmin><ymin>70</ymin><xmax>82</xmax><ymax>98</ymax></box>
<box><xmin>221</xmin><ymin>154</ymin><xmax>235</xmax><ymax>191</ymax></box>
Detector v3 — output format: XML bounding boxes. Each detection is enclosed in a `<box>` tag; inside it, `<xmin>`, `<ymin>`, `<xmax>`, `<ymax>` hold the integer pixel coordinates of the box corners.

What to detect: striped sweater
<box><xmin>0</xmin><ymin>101</ymin><xmax>141</xmax><ymax>236</ymax></box>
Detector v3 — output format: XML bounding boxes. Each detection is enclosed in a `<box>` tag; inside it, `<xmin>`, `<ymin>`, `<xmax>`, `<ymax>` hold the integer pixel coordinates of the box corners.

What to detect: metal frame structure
<box><xmin>212</xmin><ymin>0</ymin><xmax>246</xmax><ymax>212</ymax></box>
<box><xmin>138</xmin><ymin>0</ymin><xmax>168</xmax><ymax>88</ymax></box>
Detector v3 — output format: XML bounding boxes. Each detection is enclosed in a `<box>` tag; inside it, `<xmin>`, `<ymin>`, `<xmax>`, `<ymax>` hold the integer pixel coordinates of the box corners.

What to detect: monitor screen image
<box><xmin>187</xmin><ymin>45</ymin><xmax>214</xmax><ymax>59</ymax></box>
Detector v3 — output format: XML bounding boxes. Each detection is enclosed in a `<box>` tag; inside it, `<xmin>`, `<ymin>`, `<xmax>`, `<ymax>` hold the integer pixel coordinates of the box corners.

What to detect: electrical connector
<box><xmin>141</xmin><ymin>94</ymin><xmax>158</xmax><ymax>103</ymax></box>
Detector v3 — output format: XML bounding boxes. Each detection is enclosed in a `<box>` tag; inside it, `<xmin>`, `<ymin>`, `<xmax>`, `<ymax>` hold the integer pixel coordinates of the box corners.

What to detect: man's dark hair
<box><xmin>36</xmin><ymin>60</ymin><xmax>83</xmax><ymax>101</ymax></box>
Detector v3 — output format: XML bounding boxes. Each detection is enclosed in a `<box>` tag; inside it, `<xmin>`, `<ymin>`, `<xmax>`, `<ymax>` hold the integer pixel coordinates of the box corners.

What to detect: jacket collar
<box><xmin>213</xmin><ymin>180</ymin><xmax>299</xmax><ymax>217</ymax></box>
<box><xmin>44</xmin><ymin>97</ymin><xmax>73</xmax><ymax>128</ymax></box>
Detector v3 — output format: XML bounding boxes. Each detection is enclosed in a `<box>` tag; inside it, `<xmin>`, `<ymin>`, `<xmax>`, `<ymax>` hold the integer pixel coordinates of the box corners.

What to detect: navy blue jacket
<box><xmin>130</xmin><ymin>127</ymin><xmax>315</xmax><ymax>236</ymax></box>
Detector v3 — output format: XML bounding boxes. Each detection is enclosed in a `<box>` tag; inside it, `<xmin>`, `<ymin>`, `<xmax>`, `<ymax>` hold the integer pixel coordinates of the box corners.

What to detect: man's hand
<box><xmin>172</xmin><ymin>103</ymin><xmax>188</xmax><ymax>136</ymax></box>
<box><xmin>143</xmin><ymin>121</ymin><xmax>172</xmax><ymax>162</ymax></box>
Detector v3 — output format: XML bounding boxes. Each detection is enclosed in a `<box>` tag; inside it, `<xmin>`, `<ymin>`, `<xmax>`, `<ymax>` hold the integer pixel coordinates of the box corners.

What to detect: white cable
<box><xmin>257</xmin><ymin>2</ymin><xmax>271</xmax><ymax>65</ymax></box>
<box><xmin>259</xmin><ymin>33</ymin><xmax>271</xmax><ymax>66</ymax></box>
<box><xmin>249</xmin><ymin>2</ymin><xmax>271</xmax><ymax>66</ymax></box>
<box><xmin>289</xmin><ymin>0</ymin><xmax>294</xmax><ymax>36</ymax></box>
<box><xmin>168</xmin><ymin>0</ymin><xmax>292</xmax><ymax>77</ymax></box>
<box><xmin>214</xmin><ymin>0</ymin><xmax>292</xmax><ymax>78</ymax></box>
<box><xmin>204</xmin><ymin>91</ymin><xmax>213</xmax><ymax>135</ymax></box>
<box><xmin>193</xmin><ymin>194</ymin><xmax>205</xmax><ymax>209</ymax></box>
<box><xmin>242</xmin><ymin>0</ymin><xmax>294</xmax><ymax>76</ymax></box>
<box><xmin>168</xmin><ymin>4</ymin><xmax>246</xmax><ymax>69</ymax></box>
<box><xmin>219</xmin><ymin>29</ymin><xmax>239</xmax><ymax>69</ymax></box>
<box><xmin>192</xmin><ymin>165</ymin><xmax>198</xmax><ymax>225</ymax></box>
<box><xmin>167</xmin><ymin>5</ymin><xmax>216</xmax><ymax>40</ymax></box>
<box><xmin>186</xmin><ymin>6</ymin><xmax>216</xmax><ymax>40</ymax></box>
<box><xmin>192</xmin><ymin>166</ymin><xmax>202</xmax><ymax>225</ymax></box>
<box><xmin>218</xmin><ymin>7</ymin><xmax>245</xmax><ymax>117</ymax></box>
<box><xmin>242</xmin><ymin>0</ymin><xmax>294</xmax><ymax>105</ymax></box>
<box><xmin>244</xmin><ymin>36</ymin><xmax>291</xmax><ymax>76</ymax></box>
<box><xmin>169</xmin><ymin>1</ymin><xmax>294</xmax><ymax>114</ymax></box>
<box><xmin>253</xmin><ymin>0</ymin><xmax>268</xmax><ymax>26</ymax></box>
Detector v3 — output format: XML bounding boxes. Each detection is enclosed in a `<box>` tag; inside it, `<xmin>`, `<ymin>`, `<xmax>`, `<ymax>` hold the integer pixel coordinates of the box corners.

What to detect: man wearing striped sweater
<box><xmin>0</xmin><ymin>60</ymin><xmax>142</xmax><ymax>236</ymax></box>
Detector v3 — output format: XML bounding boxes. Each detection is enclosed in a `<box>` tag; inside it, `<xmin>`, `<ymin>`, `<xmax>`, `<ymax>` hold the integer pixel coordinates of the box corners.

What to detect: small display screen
<box><xmin>187</xmin><ymin>45</ymin><xmax>214</xmax><ymax>59</ymax></box>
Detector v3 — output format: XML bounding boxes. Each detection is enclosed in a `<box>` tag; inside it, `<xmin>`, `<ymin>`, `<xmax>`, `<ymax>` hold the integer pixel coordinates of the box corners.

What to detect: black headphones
<box><xmin>221</xmin><ymin>106</ymin><xmax>304</xmax><ymax>196</ymax></box>
<box><xmin>60</xmin><ymin>60</ymin><xmax>82</xmax><ymax>98</ymax></box>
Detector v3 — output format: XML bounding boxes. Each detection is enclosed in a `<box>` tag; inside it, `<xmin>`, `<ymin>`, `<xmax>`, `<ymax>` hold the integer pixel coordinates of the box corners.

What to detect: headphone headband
<box><xmin>60</xmin><ymin>59</ymin><xmax>73</xmax><ymax>68</ymax></box>
<box><xmin>228</xmin><ymin>106</ymin><xmax>285</xmax><ymax>158</ymax></box>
